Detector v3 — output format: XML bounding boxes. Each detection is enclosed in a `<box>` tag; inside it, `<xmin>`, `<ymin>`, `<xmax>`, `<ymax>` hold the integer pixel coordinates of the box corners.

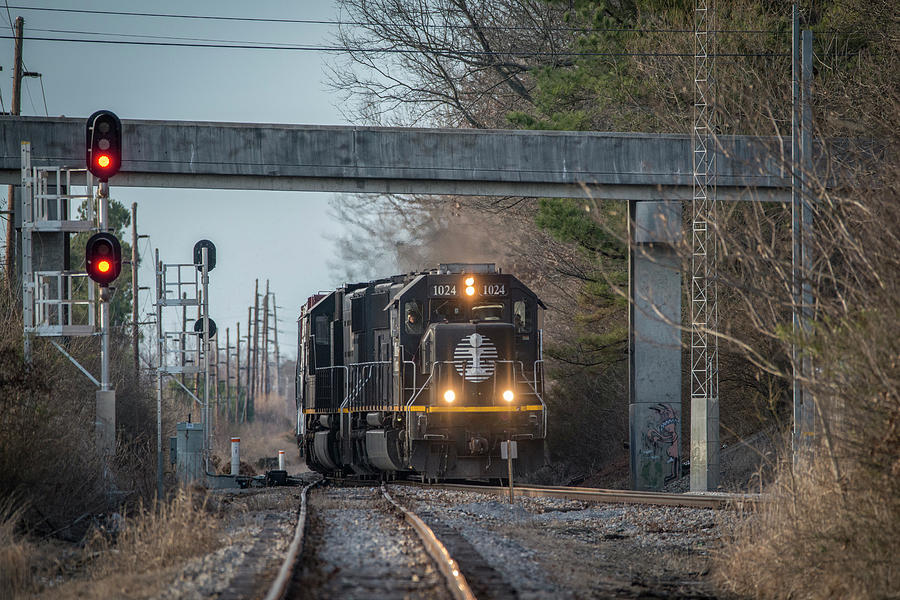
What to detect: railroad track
<box><xmin>265</xmin><ymin>480</ymin><xmax>486</xmax><ymax>600</ymax></box>
<box><xmin>400</xmin><ymin>480</ymin><xmax>759</xmax><ymax>509</ymax></box>
<box><xmin>249</xmin><ymin>477</ymin><xmax>749</xmax><ymax>600</ymax></box>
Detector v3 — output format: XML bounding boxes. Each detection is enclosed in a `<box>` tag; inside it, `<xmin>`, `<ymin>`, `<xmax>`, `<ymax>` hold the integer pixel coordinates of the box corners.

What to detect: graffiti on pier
<box><xmin>645</xmin><ymin>403</ymin><xmax>680</xmax><ymax>484</ymax></box>
<box><xmin>634</xmin><ymin>402</ymin><xmax>681</xmax><ymax>489</ymax></box>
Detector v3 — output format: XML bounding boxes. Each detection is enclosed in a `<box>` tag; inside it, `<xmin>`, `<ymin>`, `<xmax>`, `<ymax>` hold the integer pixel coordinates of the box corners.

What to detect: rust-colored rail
<box><xmin>263</xmin><ymin>478</ymin><xmax>322</xmax><ymax>600</ymax></box>
<box><xmin>400</xmin><ymin>481</ymin><xmax>759</xmax><ymax>509</ymax></box>
<box><xmin>381</xmin><ymin>484</ymin><xmax>476</xmax><ymax>600</ymax></box>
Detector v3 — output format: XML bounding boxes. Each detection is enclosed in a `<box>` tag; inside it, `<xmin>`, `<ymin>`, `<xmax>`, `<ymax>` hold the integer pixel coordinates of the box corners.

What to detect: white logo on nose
<box><xmin>453</xmin><ymin>333</ymin><xmax>498</xmax><ymax>382</ymax></box>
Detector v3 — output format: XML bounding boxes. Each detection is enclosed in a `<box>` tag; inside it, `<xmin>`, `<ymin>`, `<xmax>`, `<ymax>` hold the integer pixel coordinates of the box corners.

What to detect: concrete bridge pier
<box><xmin>628</xmin><ymin>200</ymin><xmax>683</xmax><ymax>490</ymax></box>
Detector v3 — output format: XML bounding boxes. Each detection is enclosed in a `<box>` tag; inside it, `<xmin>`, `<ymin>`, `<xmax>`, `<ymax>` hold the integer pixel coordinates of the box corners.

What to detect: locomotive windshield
<box><xmin>430</xmin><ymin>299</ymin><xmax>464</xmax><ymax>322</ymax></box>
<box><xmin>429</xmin><ymin>299</ymin><xmax>507</xmax><ymax>323</ymax></box>
<box><xmin>472</xmin><ymin>303</ymin><xmax>503</xmax><ymax>321</ymax></box>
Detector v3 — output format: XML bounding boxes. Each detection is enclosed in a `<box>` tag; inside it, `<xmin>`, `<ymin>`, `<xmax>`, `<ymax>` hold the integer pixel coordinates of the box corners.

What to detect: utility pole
<box><xmin>272</xmin><ymin>295</ymin><xmax>280</xmax><ymax>396</ymax></box>
<box><xmin>131</xmin><ymin>203</ymin><xmax>139</xmax><ymax>378</ymax></box>
<box><xmin>213</xmin><ymin>334</ymin><xmax>219</xmax><ymax>427</ymax></box>
<box><xmin>235</xmin><ymin>322</ymin><xmax>241</xmax><ymax>423</ymax></box>
<box><xmin>791</xmin><ymin>4</ymin><xmax>802</xmax><ymax>459</ymax></box>
<box><xmin>246</xmin><ymin>306</ymin><xmax>253</xmax><ymax>421</ymax></box>
<box><xmin>4</xmin><ymin>17</ymin><xmax>24</xmax><ymax>280</ymax></box>
<box><xmin>225</xmin><ymin>327</ymin><xmax>231</xmax><ymax>423</ymax></box>
<box><xmin>262</xmin><ymin>279</ymin><xmax>270</xmax><ymax>396</ymax></box>
<box><xmin>252</xmin><ymin>279</ymin><xmax>260</xmax><ymax>400</ymax></box>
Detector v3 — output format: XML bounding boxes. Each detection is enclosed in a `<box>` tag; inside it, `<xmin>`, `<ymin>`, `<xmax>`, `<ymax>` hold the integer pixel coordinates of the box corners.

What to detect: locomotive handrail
<box><xmin>533</xmin><ymin>360</ymin><xmax>547</xmax><ymax>434</ymax></box>
<box><xmin>405</xmin><ymin>359</ymin><xmax>463</xmax><ymax>409</ymax></box>
<box><xmin>344</xmin><ymin>361</ymin><xmax>392</xmax><ymax>409</ymax></box>
<box><xmin>405</xmin><ymin>369</ymin><xmax>437</xmax><ymax>409</ymax></box>
<box><xmin>400</xmin><ymin>342</ymin><xmax>418</xmax><ymax>408</ymax></box>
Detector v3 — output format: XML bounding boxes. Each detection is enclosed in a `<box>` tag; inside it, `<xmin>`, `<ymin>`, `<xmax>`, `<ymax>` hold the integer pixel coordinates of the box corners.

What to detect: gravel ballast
<box><xmin>390</xmin><ymin>484</ymin><xmax>736</xmax><ymax>599</ymax></box>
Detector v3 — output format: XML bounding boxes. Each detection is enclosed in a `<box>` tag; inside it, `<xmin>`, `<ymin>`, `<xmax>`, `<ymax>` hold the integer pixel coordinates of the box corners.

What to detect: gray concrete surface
<box><xmin>629</xmin><ymin>201</ymin><xmax>684</xmax><ymax>491</ymax></box>
<box><xmin>1</xmin><ymin>116</ymin><xmax>791</xmax><ymax>200</ymax></box>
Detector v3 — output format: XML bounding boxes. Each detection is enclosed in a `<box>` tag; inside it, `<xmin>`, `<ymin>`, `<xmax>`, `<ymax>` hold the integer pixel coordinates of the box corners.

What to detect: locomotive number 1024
<box><xmin>431</xmin><ymin>283</ymin><xmax>507</xmax><ymax>296</ymax></box>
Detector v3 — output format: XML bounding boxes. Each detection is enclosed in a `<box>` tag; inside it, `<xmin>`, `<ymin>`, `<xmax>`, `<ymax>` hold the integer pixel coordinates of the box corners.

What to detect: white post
<box><xmin>278</xmin><ymin>450</ymin><xmax>285</xmax><ymax>471</ymax></box>
<box><xmin>231</xmin><ymin>437</ymin><xmax>240</xmax><ymax>476</ymax></box>
<box><xmin>502</xmin><ymin>440</ymin><xmax>516</xmax><ymax>504</ymax></box>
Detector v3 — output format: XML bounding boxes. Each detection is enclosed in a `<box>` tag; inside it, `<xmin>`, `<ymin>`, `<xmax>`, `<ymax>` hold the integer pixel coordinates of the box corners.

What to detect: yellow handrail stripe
<box><xmin>303</xmin><ymin>405</ymin><xmax>543</xmax><ymax>415</ymax></box>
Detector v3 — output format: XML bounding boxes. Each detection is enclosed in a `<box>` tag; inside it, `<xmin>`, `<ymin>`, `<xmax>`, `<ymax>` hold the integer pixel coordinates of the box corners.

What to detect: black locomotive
<box><xmin>296</xmin><ymin>263</ymin><xmax>547</xmax><ymax>480</ymax></box>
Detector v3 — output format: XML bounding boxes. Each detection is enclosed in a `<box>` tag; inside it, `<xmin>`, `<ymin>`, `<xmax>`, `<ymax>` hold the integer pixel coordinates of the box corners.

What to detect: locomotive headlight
<box><xmin>465</xmin><ymin>277</ymin><xmax>475</xmax><ymax>286</ymax></box>
<box><xmin>443</xmin><ymin>389</ymin><xmax>456</xmax><ymax>403</ymax></box>
<box><xmin>465</xmin><ymin>286</ymin><xmax>475</xmax><ymax>296</ymax></box>
<box><xmin>502</xmin><ymin>389</ymin><xmax>515</xmax><ymax>402</ymax></box>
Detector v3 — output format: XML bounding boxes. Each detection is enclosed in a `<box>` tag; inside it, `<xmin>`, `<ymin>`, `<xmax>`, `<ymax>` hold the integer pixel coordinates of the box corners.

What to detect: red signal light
<box><xmin>85</xmin><ymin>232</ymin><xmax>122</xmax><ymax>286</ymax></box>
<box><xmin>86</xmin><ymin>110</ymin><xmax>121</xmax><ymax>181</ymax></box>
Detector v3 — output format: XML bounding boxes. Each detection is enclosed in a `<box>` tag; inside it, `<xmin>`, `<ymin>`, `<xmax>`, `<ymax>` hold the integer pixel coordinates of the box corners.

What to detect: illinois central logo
<box><xmin>453</xmin><ymin>333</ymin><xmax>499</xmax><ymax>383</ymax></box>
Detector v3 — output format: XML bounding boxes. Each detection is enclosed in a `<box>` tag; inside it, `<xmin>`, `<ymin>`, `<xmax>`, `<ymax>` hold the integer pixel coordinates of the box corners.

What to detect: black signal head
<box><xmin>85</xmin><ymin>232</ymin><xmax>122</xmax><ymax>286</ymax></box>
<box><xmin>86</xmin><ymin>110</ymin><xmax>122</xmax><ymax>181</ymax></box>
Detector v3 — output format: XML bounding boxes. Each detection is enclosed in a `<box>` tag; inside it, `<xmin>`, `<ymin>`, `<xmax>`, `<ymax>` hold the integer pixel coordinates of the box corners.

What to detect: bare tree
<box><xmin>328</xmin><ymin>0</ymin><xmax>576</xmax><ymax>127</ymax></box>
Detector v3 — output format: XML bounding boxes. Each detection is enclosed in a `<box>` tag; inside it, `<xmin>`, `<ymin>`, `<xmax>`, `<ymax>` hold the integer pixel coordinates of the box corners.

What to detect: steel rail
<box><xmin>263</xmin><ymin>478</ymin><xmax>322</xmax><ymax>600</ymax></box>
<box><xmin>400</xmin><ymin>481</ymin><xmax>758</xmax><ymax>509</ymax></box>
<box><xmin>380</xmin><ymin>484</ymin><xmax>476</xmax><ymax>600</ymax></box>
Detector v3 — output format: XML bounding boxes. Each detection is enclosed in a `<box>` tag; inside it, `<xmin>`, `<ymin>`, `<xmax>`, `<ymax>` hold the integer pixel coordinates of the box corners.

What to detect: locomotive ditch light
<box><xmin>443</xmin><ymin>389</ymin><xmax>456</xmax><ymax>403</ymax></box>
<box><xmin>502</xmin><ymin>389</ymin><xmax>515</xmax><ymax>402</ymax></box>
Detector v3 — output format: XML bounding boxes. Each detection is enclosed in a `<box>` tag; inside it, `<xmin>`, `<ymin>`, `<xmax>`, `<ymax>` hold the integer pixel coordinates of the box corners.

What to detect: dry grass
<box><xmin>0</xmin><ymin>499</ymin><xmax>33</xmax><ymax>600</ymax></box>
<box><xmin>83</xmin><ymin>489</ymin><xmax>220</xmax><ymax>578</ymax></box>
<box><xmin>716</xmin><ymin>450</ymin><xmax>900</xmax><ymax>599</ymax></box>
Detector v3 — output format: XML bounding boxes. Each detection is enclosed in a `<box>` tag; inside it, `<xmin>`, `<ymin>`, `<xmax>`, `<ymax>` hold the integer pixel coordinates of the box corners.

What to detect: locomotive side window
<box><xmin>514</xmin><ymin>300</ymin><xmax>532</xmax><ymax>333</ymax></box>
<box><xmin>315</xmin><ymin>315</ymin><xmax>329</xmax><ymax>345</ymax></box>
<box><xmin>351</xmin><ymin>296</ymin><xmax>365</xmax><ymax>333</ymax></box>
<box><xmin>404</xmin><ymin>300</ymin><xmax>423</xmax><ymax>334</ymax></box>
<box><xmin>373</xmin><ymin>292</ymin><xmax>390</xmax><ymax>329</ymax></box>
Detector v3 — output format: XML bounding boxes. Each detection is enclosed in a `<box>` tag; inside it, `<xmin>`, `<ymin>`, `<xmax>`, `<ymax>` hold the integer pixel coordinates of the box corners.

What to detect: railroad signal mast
<box><xmin>85</xmin><ymin>111</ymin><xmax>124</xmax><ymax>476</ymax></box>
<box><xmin>20</xmin><ymin>109</ymin><xmax>125</xmax><ymax>481</ymax></box>
<box><xmin>153</xmin><ymin>239</ymin><xmax>217</xmax><ymax>499</ymax></box>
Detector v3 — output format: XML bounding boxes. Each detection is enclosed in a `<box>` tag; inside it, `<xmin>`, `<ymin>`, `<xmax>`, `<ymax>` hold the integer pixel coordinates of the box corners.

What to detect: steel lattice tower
<box><xmin>690</xmin><ymin>0</ymin><xmax>719</xmax><ymax>490</ymax></box>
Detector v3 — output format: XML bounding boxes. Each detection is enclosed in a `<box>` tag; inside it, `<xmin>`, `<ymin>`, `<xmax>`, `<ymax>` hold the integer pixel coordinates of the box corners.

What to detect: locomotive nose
<box><xmin>426</xmin><ymin>321</ymin><xmax>515</xmax><ymax>405</ymax></box>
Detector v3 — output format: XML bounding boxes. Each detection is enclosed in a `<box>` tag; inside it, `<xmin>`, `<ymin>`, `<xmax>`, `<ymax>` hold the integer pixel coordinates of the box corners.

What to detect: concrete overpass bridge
<box><xmin>1</xmin><ymin>115</ymin><xmax>796</xmax><ymax>492</ymax></box>
<box><xmin>0</xmin><ymin>116</ymin><xmax>789</xmax><ymax>200</ymax></box>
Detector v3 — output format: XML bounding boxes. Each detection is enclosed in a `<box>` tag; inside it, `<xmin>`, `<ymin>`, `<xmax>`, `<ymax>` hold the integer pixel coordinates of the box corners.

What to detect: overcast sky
<box><xmin>0</xmin><ymin>1</ymin><xmax>373</xmax><ymax>359</ymax></box>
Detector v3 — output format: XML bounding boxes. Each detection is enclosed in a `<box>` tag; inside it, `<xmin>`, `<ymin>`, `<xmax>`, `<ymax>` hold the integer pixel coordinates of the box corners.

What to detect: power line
<box><xmin>30</xmin><ymin>27</ymin><xmax>311</xmax><ymax>47</ymax></box>
<box><xmin>0</xmin><ymin>34</ymin><xmax>789</xmax><ymax>58</ymax></box>
<box><xmin>4</xmin><ymin>5</ymin><xmax>785</xmax><ymax>35</ymax></box>
<box><xmin>37</xmin><ymin>74</ymin><xmax>47</xmax><ymax>115</ymax></box>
